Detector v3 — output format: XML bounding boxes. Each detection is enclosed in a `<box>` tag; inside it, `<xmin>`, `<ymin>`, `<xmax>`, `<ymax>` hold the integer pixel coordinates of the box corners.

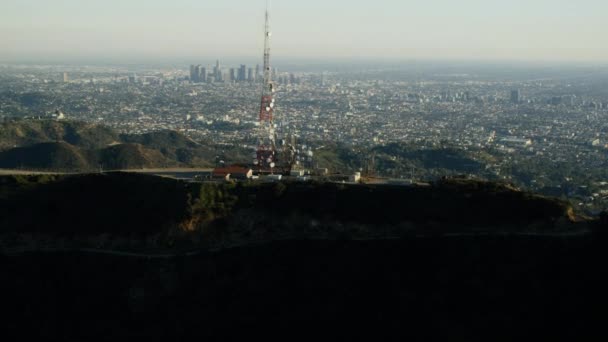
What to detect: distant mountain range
<box><xmin>0</xmin><ymin>120</ymin><xmax>246</xmax><ymax>171</ymax></box>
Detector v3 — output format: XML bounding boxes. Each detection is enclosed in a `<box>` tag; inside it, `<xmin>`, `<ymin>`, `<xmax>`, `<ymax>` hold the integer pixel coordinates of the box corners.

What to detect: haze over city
<box><xmin>1</xmin><ymin>0</ymin><xmax>607</xmax><ymax>63</ymax></box>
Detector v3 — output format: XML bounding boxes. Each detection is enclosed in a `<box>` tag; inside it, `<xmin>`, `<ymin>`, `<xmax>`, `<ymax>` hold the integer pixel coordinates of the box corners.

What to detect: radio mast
<box><xmin>254</xmin><ymin>5</ymin><xmax>278</xmax><ymax>173</ymax></box>
<box><xmin>253</xmin><ymin>4</ymin><xmax>297</xmax><ymax>175</ymax></box>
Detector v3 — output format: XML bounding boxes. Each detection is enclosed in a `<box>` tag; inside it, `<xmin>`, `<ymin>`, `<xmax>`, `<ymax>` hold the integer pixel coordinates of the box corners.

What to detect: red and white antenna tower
<box><xmin>253</xmin><ymin>3</ymin><xmax>297</xmax><ymax>174</ymax></box>
<box><xmin>254</xmin><ymin>4</ymin><xmax>278</xmax><ymax>173</ymax></box>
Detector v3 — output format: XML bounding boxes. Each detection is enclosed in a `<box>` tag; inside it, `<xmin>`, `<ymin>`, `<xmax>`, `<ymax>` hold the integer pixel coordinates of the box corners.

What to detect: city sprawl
<box><xmin>1</xmin><ymin>62</ymin><xmax>608</xmax><ymax>214</ymax></box>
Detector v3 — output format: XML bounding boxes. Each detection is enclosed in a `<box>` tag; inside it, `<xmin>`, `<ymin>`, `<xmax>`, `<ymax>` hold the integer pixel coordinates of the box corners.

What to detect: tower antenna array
<box><xmin>254</xmin><ymin>4</ymin><xmax>278</xmax><ymax>172</ymax></box>
<box><xmin>253</xmin><ymin>3</ymin><xmax>297</xmax><ymax>174</ymax></box>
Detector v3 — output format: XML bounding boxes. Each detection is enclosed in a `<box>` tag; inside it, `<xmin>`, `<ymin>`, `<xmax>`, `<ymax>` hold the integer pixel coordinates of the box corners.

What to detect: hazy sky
<box><xmin>1</xmin><ymin>0</ymin><xmax>607</xmax><ymax>63</ymax></box>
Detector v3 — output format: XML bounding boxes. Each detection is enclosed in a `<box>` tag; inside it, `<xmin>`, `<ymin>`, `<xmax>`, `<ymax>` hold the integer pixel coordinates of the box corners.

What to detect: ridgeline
<box><xmin>0</xmin><ymin>172</ymin><xmax>583</xmax><ymax>249</ymax></box>
<box><xmin>0</xmin><ymin>119</ymin><xmax>245</xmax><ymax>171</ymax></box>
<box><xmin>1</xmin><ymin>172</ymin><xmax>606</xmax><ymax>340</ymax></box>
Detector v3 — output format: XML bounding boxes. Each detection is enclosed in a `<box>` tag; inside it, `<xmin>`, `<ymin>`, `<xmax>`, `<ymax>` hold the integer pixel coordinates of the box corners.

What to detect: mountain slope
<box><xmin>0</xmin><ymin>142</ymin><xmax>179</xmax><ymax>171</ymax></box>
<box><xmin>120</xmin><ymin>130</ymin><xmax>200</xmax><ymax>151</ymax></box>
<box><xmin>121</xmin><ymin>130</ymin><xmax>217</xmax><ymax>165</ymax></box>
<box><xmin>0</xmin><ymin>173</ymin><xmax>577</xmax><ymax>236</ymax></box>
<box><xmin>0</xmin><ymin>120</ymin><xmax>223</xmax><ymax>170</ymax></box>
<box><xmin>373</xmin><ymin>143</ymin><xmax>484</xmax><ymax>174</ymax></box>
<box><xmin>0</xmin><ymin>142</ymin><xmax>90</xmax><ymax>170</ymax></box>
<box><xmin>0</xmin><ymin>120</ymin><xmax>119</xmax><ymax>150</ymax></box>
<box><xmin>96</xmin><ymin>143</ymin><xmax>177</xmax><ymax>170</ymax></box>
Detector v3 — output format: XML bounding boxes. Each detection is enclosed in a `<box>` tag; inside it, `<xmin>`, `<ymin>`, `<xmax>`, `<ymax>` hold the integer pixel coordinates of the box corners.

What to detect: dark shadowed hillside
<box><xmin>0</xmin><ymin>142</ymin><xmax>178</xmax><ymax>171</ymax></box>
<box><xmin>0</xmin><ymin>172</ymin><xmax>604</xmax><ymax>340</ymax></box>
<box><xmin>373</xmin><ymin>142</ymin><xmax>485</xmax><ymax>176</ymax></box>
<box><xmin>0</xmin><ymin>120</ymin><xmax>119</xmax><ymax>150</ymax></box>
<box><xmin>313</xmin><ymin>142</ymin><xmax>363</xmax><ymax>172</ymax></box>
<box><xmin>120</xmin><ymin>130</ymin><xmax>199</xmax><ymax>151</ymax></box>
<box><xmin>0</xmin><ymin>142</ymin><xmax>90</xmax><ymax>170</ymax></box>
<box><xmin>121</xmin><ymin>130</ymin><xmax>217</xmax><ymax>166</ymax></box>
<box><xmin>0</xmin><ymin>173</ymin><xmax>578</xmax><ymax>241</ymax></box>
<box><xmin>0</xmin><ymin>120</ymin><xmax>240</xmax><ymax>170</ymax></box>
<box><xmin>96</xmin><ymin>143</ymin><xmax>176</xmax><ymax>170</ymax></box>
<box><xmin>0</xmin><ymin>173</ymin><xmax>192</xmax><ymax>235</ymax></box>
<box><xmin>2</xmin><ymin>236</ymin><xmax>607</xmax><ymax>340</ymax></box>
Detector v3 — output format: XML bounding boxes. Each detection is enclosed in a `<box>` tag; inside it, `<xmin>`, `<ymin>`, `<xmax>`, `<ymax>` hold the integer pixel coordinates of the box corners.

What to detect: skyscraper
<box><xmin>200</xmin><ymin>67</ymin><xmax>207</xmax><ymax>82</ymax></box>
<box><xmin>214</xmin><ymin>60</ymin><xmax>222</xmax><ymax>82</ymax></box>
<box><xmin>63</xmin><ymin>72</ymin><xmax>69</xmax><ymax>83</ymax></box>
<box><xmin>194</xmin><ymin>65</ymin><xmax>202</xmax><ymax>83</ymax></box>
<box><xmin>511</xmin><ymin>89</ymin><xmax>520</xmax><ymax>104</ymax></box>
<box><xmin>238</xmin><ymin>64</ymin><xmax>247</xmax><ymax>81</ymax></box>
<box><xmin>255</xmin><ymin>64</ymin><xmax>260</xmax><ymax>79</ymax></box>
<box><xmin>189</xmin><ymin>65</ymin><xmax>196</xmax><ymax>82</ymax></box>
<box><xmin>248</xmin><ymin>67</ymin><xmax>254</xmax><ymax>82</ymax></box>
<box><xmin>229</xmin><ymin>68</ymin><xmax>237</xmax><ymax>82</ymax></box>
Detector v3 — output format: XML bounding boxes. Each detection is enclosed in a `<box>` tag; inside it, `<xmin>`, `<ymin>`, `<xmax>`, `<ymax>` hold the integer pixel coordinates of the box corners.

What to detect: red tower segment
<box><xmin>259</xmin><ymin>95</ymin><xmax>274</xmax><ymax>122</ymax></box>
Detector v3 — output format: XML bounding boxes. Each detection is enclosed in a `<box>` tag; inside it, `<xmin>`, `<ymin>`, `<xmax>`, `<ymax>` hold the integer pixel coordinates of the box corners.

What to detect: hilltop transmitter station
<box><xmin>253</xmin><ymin>7</ymin><xmax>297</xmax><ymax>175</ymax></box>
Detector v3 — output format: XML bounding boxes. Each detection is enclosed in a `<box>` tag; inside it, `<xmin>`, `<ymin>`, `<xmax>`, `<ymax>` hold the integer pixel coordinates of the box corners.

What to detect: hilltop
<box><xmin>0</xmin><ymin>172</ymin><xmax>605</xmax><ymax>340</ymax></box>
<box><xmin>307</xmin><ymin>141</ymin><xmax>495</xmax><ymax>179</ymax></box>
<box><xmin>0</xmin><ymin>141</ymin><xmax>180</xmax><ymax>171</ymax></box>
<box><xmin>0</xmin><ymin>173</ymin><xmax>581</xmax><ymax>248</ymax></box>
<box><xmin>120</xmin><ymin>130</ymin><xmax>217</xmax><ymax>166</ymax></box>
<box><xmin>0</xmin><ymin>142</ymin><xmax>90</xmax><ymax>170</ymax></box>
<box><xmin>0</xmin><ymin>119</ymin><xmax>244</xmax><ymax>171</ymax></box>
<box><xmin>0</xmin><ymin>119</ymin><xmax>119</xmax><ymax>150</ymax></box>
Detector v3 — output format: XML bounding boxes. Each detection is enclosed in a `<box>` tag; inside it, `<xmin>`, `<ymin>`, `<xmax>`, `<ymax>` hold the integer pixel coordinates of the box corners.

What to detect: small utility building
<box><xmin>212</xmin><ymin>166</ymin><xmax>253</xmax><ymax>181</ymax></box>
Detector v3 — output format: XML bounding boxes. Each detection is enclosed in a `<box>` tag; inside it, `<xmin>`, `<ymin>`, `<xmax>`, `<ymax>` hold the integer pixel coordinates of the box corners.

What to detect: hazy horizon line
<box><xmin>2</xmin><ymin>55</ymin><xmax>607</xmax><ymax>68</ymax></box>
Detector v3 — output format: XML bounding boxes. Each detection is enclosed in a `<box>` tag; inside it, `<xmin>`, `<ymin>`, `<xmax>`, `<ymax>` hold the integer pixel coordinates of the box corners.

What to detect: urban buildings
<box><xmin>1</xmin><ymin>63</ymin><xmax>608</xmax><ymax>212</ymax></box>
<box><xmin>511</xmin><ymin>89</ymin><xmax>520</xmax><ymax>104</ymax></box>
<box><xmin>192</xmin><ymin>62</ymin><xmax>258</xmax><ymax>84</ymax></box>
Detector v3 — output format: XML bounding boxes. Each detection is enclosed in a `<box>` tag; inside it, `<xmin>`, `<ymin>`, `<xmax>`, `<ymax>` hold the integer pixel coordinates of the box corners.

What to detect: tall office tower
<box><xmin>248</xmin><ymin>67</ymin><xmax>254</xmax><ymax>82</ymax></box>
<box><xmin>63</xmin><ymin>72</ymin><xmax>69</xmax><ymax>83</ymax></box>
<box><xmin>200</xmin><ymin>67</ymin><xmax>207</xmax><ymax>82</ymax></box>
<box><xmin>511</xmin><ymin>89</ymin><xmax>520</xmax><ymax>104</ymax></box>
<box><xmin>238</xmin><ymin>64</ymin><xmax>247</xmax><ymax>81</ymax></box>
<box><xmin>229</xmin><ymin>68</ymin><xmax>237</xmax><ymax>82</ymax></box>
<box><xmin>189</xmin><ymin>65</ymin><xmax>197</xmax><ymax>82</ymax></box>
<box><xmin>194</xmin><ymin>65</ymin><xmax>202</xmax><ymax>83</ymax></box>
<box><xmin>567</xmin><ymin>95</ymin><xmax>575</xmax><ymax>106</ymax></box>
<box><xmin>214</xmin><ymin>60</ymin><xmax>222</xmax><ymax>82</ymax></box>
<box><xmin>255</xmin><ymin>64</ymin><xmax>261</xmax><ymax>79</ymax></box>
